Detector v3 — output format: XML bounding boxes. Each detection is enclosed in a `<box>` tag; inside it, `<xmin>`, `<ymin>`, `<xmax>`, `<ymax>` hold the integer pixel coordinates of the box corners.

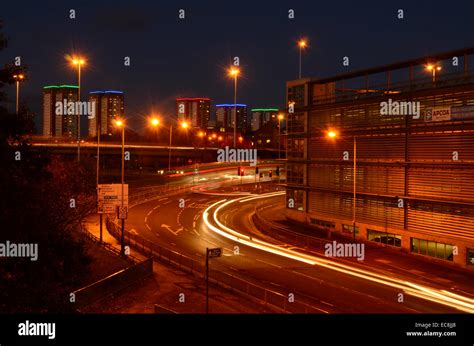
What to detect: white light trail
<box><xmin>202</xmin><ymin>194</ymin><xmax>474</xmax><ymax>313</ymax></box>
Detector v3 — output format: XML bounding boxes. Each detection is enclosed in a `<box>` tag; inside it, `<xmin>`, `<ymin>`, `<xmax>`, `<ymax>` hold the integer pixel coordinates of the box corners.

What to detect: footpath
<box><xmin>81</xmin><ymin>215</ymin><xmax>274</xmax><ymax>313</ymax></box>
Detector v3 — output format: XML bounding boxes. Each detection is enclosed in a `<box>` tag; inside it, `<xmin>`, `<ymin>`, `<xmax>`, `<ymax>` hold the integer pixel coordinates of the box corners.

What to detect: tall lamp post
<box><xmin>13</xmin><ymin>73</ymin><xmax>25</xmax><ymax>114</ymax></box>
<box><xmin>150</xmin><ymin>117</ymin><xmax>188</xmax><ymax>183</ymax></box>
<box><xmin>229</xmin><ymin>67</ymin><xmax>240</xmax><ymax>148</ymax></box>
<box><xmin>298</xmin><ymin>39</ymin><xmax>307</xmax><ymax>79</ymax></box>
<box><xmin>96</xmin><ymin>115</ymin><xmax>102</xmax><ymax>242</ymax></box>
<box><xmin>70</xmin><ymin>56</ymin><xmax>86</xmax><ymax>162</ymax></box>
<box><xmin>327</xmin><ymin>131</ymin><xmax>358</xmax><ymax>239</ymax></box>
<box><xmin>278</xmin><ymin>113</ymin><xmax>284</xmax><ymax>159</ymax></box>
<box><xmin>114</xmin><ymin>118</ymin><xmax>126</xmax><ymax>255</ymax></box>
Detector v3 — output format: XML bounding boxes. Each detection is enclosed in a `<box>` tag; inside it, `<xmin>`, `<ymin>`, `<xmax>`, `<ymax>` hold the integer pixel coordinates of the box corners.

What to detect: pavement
<box><xmin>81</xmin><ymin>214</ymin><xmax>275</xmax><ymax>314</ymax></box>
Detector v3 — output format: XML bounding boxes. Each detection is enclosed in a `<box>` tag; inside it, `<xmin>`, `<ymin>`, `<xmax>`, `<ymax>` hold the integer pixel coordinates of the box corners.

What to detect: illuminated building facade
<box><xmin>285</xmin><ymin>47</ymin><xmax>474</xmax><ymax>269</ymax></box>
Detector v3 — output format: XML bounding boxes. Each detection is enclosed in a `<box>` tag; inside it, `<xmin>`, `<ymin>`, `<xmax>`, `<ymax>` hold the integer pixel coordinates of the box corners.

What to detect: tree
<box><xmin>0</xmin><ymin>21</ymin><xmax>94</xmax><ymax>312</ymax></box>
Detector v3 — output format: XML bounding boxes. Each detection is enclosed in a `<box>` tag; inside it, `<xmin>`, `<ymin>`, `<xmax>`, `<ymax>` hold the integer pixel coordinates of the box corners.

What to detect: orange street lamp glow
<box><xmin>212</xmin><ymin>133</ymin><xmax>217</xmax><ymax>139</ymax></box>
<box><xmin>278</xmin><ymin>114</ymin><xmax>284</xmax><ymax>120</ymax></box>
<box><xmin>198</xmin><ymin>131</ymin><xmax>205</xmax><ymax>137</ymax></box>
<box><xmin>327</xmin><ymin>131</ymin><xmax>337</xmax><ymax>138</ymax></box>
<box><xmin>218</xmin><ymin>136</ymin><xmax>223</xmax><ymax>141</ymax></box>
<box><xmin>71</xmin><ymin>57</ymin><xmax>86</xmax><ymax>66</ymax></box>
<box><xmin>239</xmin><ymin>136</ymin><xmax>243</xmax><ymax>142</ymax></box>
<box><xmin>114</xmin><ymin>119</ymin><xmax>124</xmax><ymax>127</ymax></box>
<box><xmin>150</xmin><ymin>118</ymin><xmax>160</xmax><ymax>127</ymax></box>
<box><xmin>298</xmin><ymin>40</ymin><xmax>307</xmax><ymax>48</ymax></box>
<box><xmin>229</xmin><ymin>67</ymin><xmax>240</xmax><ymax>77</ymax></box>
<box><xmin>426</xmin><ymin>63</ymin><xmax>442</xmax><ymax>82</ymax></box>
<box><xmin>180</xmin><ymin>121</ymin><xmax>189</xmax><ymax>129</ymax></box>
<box><xmin>208</xmin><ymin>136</ymin><xmax>212</xmax><ymax>140</ymax></box>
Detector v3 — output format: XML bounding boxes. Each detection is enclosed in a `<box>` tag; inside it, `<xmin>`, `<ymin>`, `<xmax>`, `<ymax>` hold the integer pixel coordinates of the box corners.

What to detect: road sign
<box><xmin>207</xmin><ymin>248</ymin><xmax>222</xmax><ymax>258</ymax></box>
<box><xmin>98</xmin><ymin>184</ymin><xmax>129</xmax><ymax>214</ymax></box>
<box><xmin>117</xmin><ymin>206</ymin><xmax>128</xmax><ymax>220</ymax></box>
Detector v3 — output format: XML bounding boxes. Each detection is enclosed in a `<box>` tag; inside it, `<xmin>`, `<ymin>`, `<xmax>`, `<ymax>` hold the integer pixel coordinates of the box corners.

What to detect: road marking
<box><xmin>160</xmin><ymin>224</ymin><xmax>183</xmax><ymax>236</ymax></box>
<box><xmin>146</xmin><ymin>210</ymin><xmax>153</xmax><ymax>217</ymax></box>
<box><xmin>145</xmin><ymin>224</ymin><xmax>151</xmax><ymax>231</ymax></box>
<box><xmin>171</xmin><ymin>242</ymin><xmax>176</xmax><ymax>246</ymax></box>
<box><xmin>255</xmin><ymin>258</ymin><xmax>283</xmax><ymax>269</ymax></box>
<box><xmin>321</xmin><ymin>300</ymin><xmax>334</xmax><ymax>307</ymax></box>
<box><xmin>130</xmin><ymin>228</ymin><xmax>138</xmax><ymax>235</ymax></box>
<box><xmin>291</xmin><ymin>270</ymin><xmax>324</xmax><ymax>285</ymax></box>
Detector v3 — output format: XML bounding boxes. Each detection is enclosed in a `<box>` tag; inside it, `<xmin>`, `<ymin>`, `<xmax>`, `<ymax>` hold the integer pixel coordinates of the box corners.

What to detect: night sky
<box><xmin>3</xmin><ymin>0</ymin><xmax>474</xmax><ymax>133</ymax></box>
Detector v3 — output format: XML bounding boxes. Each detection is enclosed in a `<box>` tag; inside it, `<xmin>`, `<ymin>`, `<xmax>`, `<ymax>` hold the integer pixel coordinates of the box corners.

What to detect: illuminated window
<box><xmin>411</xmin><ymin>238</ymin><xmax>453</xmax><ymax>261</ymax></box>
<box><xmin>367</xmin><ymin>229</ymin><xmax>400</xmax><ymax>247</ymax></box>
<box><xmin>310</xmin><ymin>218</ymin><xmax>335</xmax><ymax>229</ymax></box>
<box><xmin>467</xmin><ymin>249</ymin><xmax>474</xmax><ymax>266</ymax></box>
<box><xmin>343</xmin><ymin>224</ymin><xmax>360</xmax><ymax>236</ymax></box>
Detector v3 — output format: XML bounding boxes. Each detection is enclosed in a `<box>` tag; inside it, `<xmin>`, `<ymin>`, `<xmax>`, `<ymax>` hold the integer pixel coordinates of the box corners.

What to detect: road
<box><xmin>125</xmin><ymin>169</ymin><xmax>474</xmax><ymax>313</ymax></box>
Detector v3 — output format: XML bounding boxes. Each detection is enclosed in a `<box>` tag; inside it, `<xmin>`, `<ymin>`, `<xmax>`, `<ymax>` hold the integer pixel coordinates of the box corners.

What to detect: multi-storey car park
<box><xmin>285</xmin><ymin>46</ymin><xmax>474</xmax><ymax>269</ymax></box>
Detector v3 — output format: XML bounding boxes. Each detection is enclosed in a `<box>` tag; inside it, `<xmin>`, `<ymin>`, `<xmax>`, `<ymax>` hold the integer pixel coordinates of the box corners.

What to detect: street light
<box><xmin>298</xmin><ymin>39</ymin><xmax>308</xmax><ymax>79</ymax></box>
<box><xmin>70</xmin><ymin>56</ymin><xmax>86</xmax><ymax>162</ymax></box>
<box><xmin>12</xmin><ymin>73</ymin><xmax>25</xmax><ymax>114</ymax></box>
<box><xmin>229</xmin><ymin>67</ymin><xmax>240</xmax><ymax>147</ymax></box>
<box><xmin>326</xmin><ymin>130</ymin><xmax>357</xmax><ymax>239</ymax></box>
<box><xmin>278</xmin><ymin>113</ymin><xmax>284</xmax><ymax>159</ymax></box>
<box><xmin>114</xmin><ymin>118</ymin><xmax>126</xmax><ymax>255</ymax></box>
<box><xmin>426</xmin><ymin>63</ymin><xmax>442</xmax><ymax>82</ymax></box>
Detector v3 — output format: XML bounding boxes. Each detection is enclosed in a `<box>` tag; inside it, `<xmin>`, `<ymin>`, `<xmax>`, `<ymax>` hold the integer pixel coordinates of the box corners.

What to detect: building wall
<box><xmin>285</xmin><ymin>78</ymin><xmax>474</xmax><ymax>269</ymax></box>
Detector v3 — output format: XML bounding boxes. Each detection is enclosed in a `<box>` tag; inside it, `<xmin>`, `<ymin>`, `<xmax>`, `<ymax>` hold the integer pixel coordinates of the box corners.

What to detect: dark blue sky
<box><xmin>2</xmin><ymin>0</ymin><xmax>474</xmax><ymax>133</ymax></box>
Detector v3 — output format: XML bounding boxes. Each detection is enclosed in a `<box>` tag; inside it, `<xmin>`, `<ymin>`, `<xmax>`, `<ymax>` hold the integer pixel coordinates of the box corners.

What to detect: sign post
<box><xmin>97</xmin><ymin>184</ymin><xmax>129</xmax><ymax>245</ymax></box>
<box><xmin>206</xmin><ymin>247</ymin><xmax>222</xmax><ymax>313</ymax></box>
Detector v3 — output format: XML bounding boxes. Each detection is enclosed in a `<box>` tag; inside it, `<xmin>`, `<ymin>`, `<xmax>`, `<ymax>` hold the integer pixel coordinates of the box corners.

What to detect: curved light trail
<box><xmin>202</xmin><ymin>193</ymin><xmax>474</xmax><ymax>313</ymax></box>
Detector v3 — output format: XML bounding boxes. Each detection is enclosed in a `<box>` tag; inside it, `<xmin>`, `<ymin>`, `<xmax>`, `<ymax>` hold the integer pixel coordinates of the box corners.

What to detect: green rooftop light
<box><xmin>251</xmin><ymin>108</ymin><xmax>279</xmax><ymax>112</ymax></box>
<box><xmin>43</xmin><ymin>85</ymin><xmax>79</xmax><ymax>89</ymax></box>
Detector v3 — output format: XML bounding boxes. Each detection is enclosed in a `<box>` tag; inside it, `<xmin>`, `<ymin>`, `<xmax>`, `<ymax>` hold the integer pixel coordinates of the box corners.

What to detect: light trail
<box><xmin>202</xmin><ymin>194</ymin><xmax>474</xmax><ymax>313</ymax></box>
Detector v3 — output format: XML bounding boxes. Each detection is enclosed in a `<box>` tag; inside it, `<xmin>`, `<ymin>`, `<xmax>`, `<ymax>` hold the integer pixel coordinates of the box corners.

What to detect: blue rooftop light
<box><xmin>89</xmin><ymin>90</ymin><xmax>124</xmax><ymax>94</ymax></box>
<box><xmin>215</xmin><ymin>103</ymin><xmax>247</xmax><ymax>107</ymax></box>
